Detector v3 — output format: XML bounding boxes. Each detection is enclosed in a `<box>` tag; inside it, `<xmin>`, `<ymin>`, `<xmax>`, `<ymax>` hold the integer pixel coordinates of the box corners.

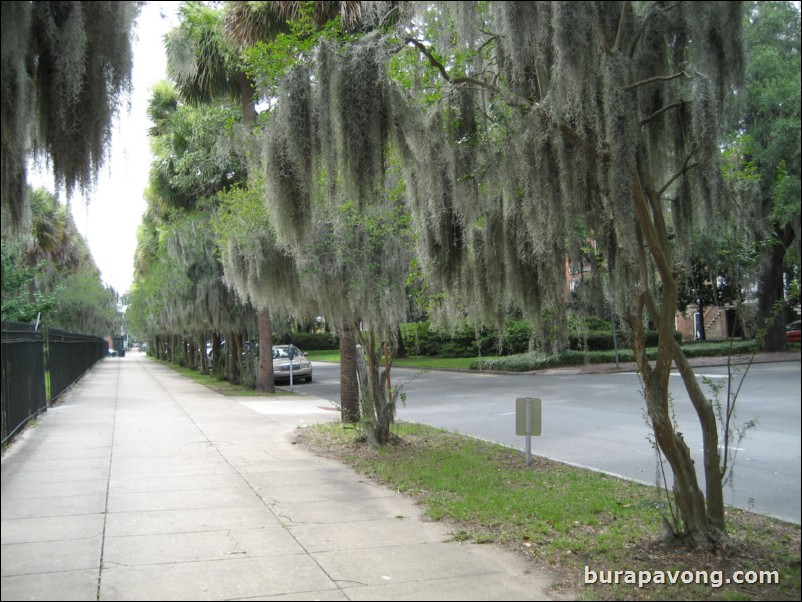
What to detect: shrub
<box><xmin>290</xmin><ymin>332</ymin><xmax>339</xmax><ymax>350</ymax></box>
<box><xmin>401</xmin><ymin>319</ymin><xmax>534</xmax><ymax>358</ymax></box>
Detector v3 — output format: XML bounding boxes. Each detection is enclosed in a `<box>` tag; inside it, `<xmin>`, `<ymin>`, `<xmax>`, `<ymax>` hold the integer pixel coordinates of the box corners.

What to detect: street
<box><xmin>299</xmin><ymin>360</ymin><xmax>801</xmax><ymax>524</ymax></box>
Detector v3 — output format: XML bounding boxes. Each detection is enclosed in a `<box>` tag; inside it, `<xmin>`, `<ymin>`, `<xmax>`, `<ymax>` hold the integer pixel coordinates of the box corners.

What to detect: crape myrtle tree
<box><xmin>357</xmin><ymin>1</ymin><xmax>742</xmax><ymax>546</ymax></box>
<box><xmin>1</xmin><ymin>1</ymin><xmax>139</xmax><ymax>232</ymax></box>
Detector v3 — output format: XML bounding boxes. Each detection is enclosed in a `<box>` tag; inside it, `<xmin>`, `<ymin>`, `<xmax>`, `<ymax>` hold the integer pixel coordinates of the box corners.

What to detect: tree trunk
<box><xmin>631</xmin><ymin>312</ymin><xmax>713</xmax><ymax>547</ymax></box>
<box><xmin>396</xmin><ymin>326</ymin><xmax>407</xmax><ymax>358</ymax></box>
<box><xmin>200</xmin><ymin>333</ymin><xmax>209</xmax><ymax>374</ymax></box>
<box><xmin>355</xmin><ymin>329</ymin><xmax>397</xmax><ymax>447</ymax></box>
<box><xmin>338</xmin><ymin>322</ymin><xmax>360</xmax><ymax>423</ymax></box>
<box><xmin>228</xmin><ymin>330</ymin><xmax>241</xmax><ymax>384</ymax></box>
<box><xmin>757</xmin><ymin>223</ymin><xmax>794</xmax><ymax>351</ymax></box>
<box><xmin>696</xmin><ymin>299</ymin><xmax>707</xmax><ymax>341</ymax></box>
<box><xmin>630</xmin><ymin>168</ymin><xmax>721</xmax><ymax>546</ymax></box>
<box><xmin>212</xmin><ymin>332</ymin><xmax>223</xmax><ymax>377</ymax></box>
<box><xmin>671</xmin><ymin>339</ymin><xmax>725</xmax><ymax>532</ymax></box>
<box><xmin>256</xmin><ymin>308</ymin><xmax>275</xmax><ymax>392</ymax></box>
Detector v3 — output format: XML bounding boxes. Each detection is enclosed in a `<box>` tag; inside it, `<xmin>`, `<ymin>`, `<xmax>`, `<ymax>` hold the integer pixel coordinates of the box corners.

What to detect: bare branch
<box><xmin>640</xmin><ymin>101</ymin><xmax>683</xmax><ymax>126</ymax></box>
<box><xmin>406</xmin><ymin>38</ymin><xmax>451</xmax><ymax>82</ymax></box>
<box><xmin>406</xmin><ymin>38</ymin><xmax>607</xmax><ymax>161</ymax></box>
<box><xmin>657</xmin><ymin>147</ymin><xmax>699</xmax><ymax>198</ymax></box>
<box><xmin>613</xmin><ymin>2</ymin><xmax>627</xmax><ymax>53</ymax></box>
<box><xmin>625</xmin><ymin>72</ymin><xmax>686</xmax><ymax>91</ymax></box>
<box><xmin>628</xmin><ymin>2</ymin><xmax>681</xmax><ymax>59</ymax></box>
<box><xmin>596</xmin><ymin>11</ymin><xmax>613</xmax><ymax>56</ymax></box>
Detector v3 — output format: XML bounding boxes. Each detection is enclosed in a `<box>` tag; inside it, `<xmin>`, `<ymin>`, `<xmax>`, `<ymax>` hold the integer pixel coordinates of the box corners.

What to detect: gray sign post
<box><xmin>515</xmin><ymin>397</ymin><xmax>542</xmax><ymax>466</ymax></box>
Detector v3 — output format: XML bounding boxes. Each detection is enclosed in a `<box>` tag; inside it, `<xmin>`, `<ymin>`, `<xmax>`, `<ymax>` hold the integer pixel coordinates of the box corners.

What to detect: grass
<box><xmin>156</xmin><ymin>359</ymin><xmax>296</xmax><ymax>397</ymax></box>
<box><xmin>306</xmin><ymin>351</ymin><xmax>494</xmax><ymax>370</ymax></box>
<box><xmin>296</xmin><ymin>422</ymin><xmax>801</xmax><ymax>601</ymax></box>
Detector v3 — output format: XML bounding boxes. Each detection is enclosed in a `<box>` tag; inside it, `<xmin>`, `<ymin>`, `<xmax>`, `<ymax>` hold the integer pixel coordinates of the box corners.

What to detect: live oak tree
<box><xmin>738</xmin><ymin>1</ymin><xmax>801</xmax><ymax>350</ymax></box>
<box><xmin>260</xmin><ymin>42</ymin><xmax>415</xmax><ymax>444</ymax></box>
<box><xmin>128</xmin><ymin>83</ymin><xmax>251</xmax><ymax>376</ymax></box>
<box><xmin>253</xmin><ymin>4</ymin><xmax>751</xmax><ymax>530</ymax></box>
<box><xmin>233</xmin><ymin>0</ymin><xmax>368</xmax><ymax>421</ymax></box>
<box><xmin>1</xmin><ymin>187</ymin><xmax>119</xmax><ymax>335</ymax></box>
<box><xmin>165</xmin><ymin>0</ymin><xmax>279</xmax><ymax>390</ymax></box>
<box><xmin>357</xmin><ymin>1</ymin><xmax>742</xmax><ymax>545</ymax></box>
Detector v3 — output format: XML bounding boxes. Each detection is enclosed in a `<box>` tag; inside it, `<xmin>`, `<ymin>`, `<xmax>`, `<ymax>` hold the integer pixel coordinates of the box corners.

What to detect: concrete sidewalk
<box><xmin>1</xmin><ymin>354</ymin><xmax>560</xmax><ymax>601</ymax></box>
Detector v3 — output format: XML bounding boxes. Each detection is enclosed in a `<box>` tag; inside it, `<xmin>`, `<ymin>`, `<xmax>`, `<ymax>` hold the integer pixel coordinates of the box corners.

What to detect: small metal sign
<box><xmin>516</xmin><ymin>397</ymin><xmax>542</xmax><ymax>466</ymax></box>
<box><xmin>516</xmin><ymin>397</ymin><xmax>542</xmax><ymax>436</ymax></box>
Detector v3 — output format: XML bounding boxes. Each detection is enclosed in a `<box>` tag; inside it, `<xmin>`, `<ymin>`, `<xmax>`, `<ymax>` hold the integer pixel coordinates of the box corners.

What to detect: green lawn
<box><xmin>297</xmin><ymin>422</ymin><xmax>801</xmax><ymax>601</ymax></box>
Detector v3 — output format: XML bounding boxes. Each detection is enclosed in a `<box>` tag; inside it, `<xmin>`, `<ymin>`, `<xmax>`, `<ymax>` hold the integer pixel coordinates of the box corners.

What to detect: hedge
<box><xmin>401</xmin><ymin>320</ymin><xmax>681</xmax><ymax>358</ymax></box>
<box><xmin>470</xmin><ymin>339</ymin><xmax>758</xmax><ymax>372</ymax></box>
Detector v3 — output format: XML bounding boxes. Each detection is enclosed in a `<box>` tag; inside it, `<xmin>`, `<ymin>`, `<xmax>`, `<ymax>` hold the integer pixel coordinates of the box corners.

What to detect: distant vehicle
<box><xmin>272</xmin><ymin>345</ymin><xmax>312</xmax><ymax>383</ymax></box>
<box><xmin>787</xmin><ymin>320</ymin><xmax>801</xmax><ymax>344</ymax></box>
<box><xmin>112</xmin><ymin>335</ymin><xmax>126</xmax><ymax>357</ymax></box>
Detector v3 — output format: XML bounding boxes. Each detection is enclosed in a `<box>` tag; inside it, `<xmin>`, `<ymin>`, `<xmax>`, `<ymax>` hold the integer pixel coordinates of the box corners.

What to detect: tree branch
<box><xmin>613</xmin><ymin>2</ymin><xmax>627</xmax><ymax>53</ymax></box>
<box><xmin>625</xmin><ymin>72</ymin><xmax>686</xmax><ymax>92</ymax></box>
<box><xmin>631</xmin><ymin>168</ymin><xmax>676</xmax><ymax>389</ymax></box>
<box><xmin>628</xmin><ymin>2</ymin><xmax>681</xmax><ymax>59</ymax></box>
<box><xmin>406</xmin><ymin>38</ymin><xmax>450</xmax><ymax>82</ymax></box>
<box><xmin>657</xmin><ymin>147</ymin><xmax>699</xmax><ymax>198</ymax></box>
<box><xmin>405</xmin><ymin>38</ymin><xmax>607</xmax><ymax>161</ymax></box>
<box><xmin>640</xmin><ymin>101</ymin><xmax>683</xmax><ymax>126</ymax></box>
<box><xmin>596</xmin><ymin>11</ymin><xmax>613</xmax><ymax>57</ymax></box>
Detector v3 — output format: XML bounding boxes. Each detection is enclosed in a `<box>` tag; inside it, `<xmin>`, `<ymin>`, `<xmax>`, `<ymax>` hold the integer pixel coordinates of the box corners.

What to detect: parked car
<box><xmin>786</xmin><ymin>320</ymin><xmax>801</xmax><ymax>344</ymax></box>
<box><xmin>272</xmin><ymin>345</ymin><xmax>313</xmax><ymax>383</ymax></box>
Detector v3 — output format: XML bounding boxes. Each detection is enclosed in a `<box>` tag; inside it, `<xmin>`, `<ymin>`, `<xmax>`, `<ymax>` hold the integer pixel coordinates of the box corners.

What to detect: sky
<box><xmin>33</xmin><ymin>1</ymin><xmax>178</xmax><ymax>295</ymax></box>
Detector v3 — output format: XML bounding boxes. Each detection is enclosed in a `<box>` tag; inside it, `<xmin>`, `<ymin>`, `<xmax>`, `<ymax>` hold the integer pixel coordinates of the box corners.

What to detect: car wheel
<box><xmin>306</xmin><ymin>375</ymin><xmax>313</xmax><ymax>383</ymax></box>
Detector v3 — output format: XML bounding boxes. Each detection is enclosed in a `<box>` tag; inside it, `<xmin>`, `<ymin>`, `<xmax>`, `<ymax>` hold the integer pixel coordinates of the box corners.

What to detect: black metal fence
<box><xmin>1</xmin><ymin>322</ymin><xmax>109</xmax><ymax>445</ymax></box>
<box><xmin>48</xmin><ymin>328</ymin><xmax>108</xmax><ymax>401</ymax></box>
<box><xmin>1</xmin><ymin>322</ymin><xmax>46</xmax><ymax>445</ymax></box>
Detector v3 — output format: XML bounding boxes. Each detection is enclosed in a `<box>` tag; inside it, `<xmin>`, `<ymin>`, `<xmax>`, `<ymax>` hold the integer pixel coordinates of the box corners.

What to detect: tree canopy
<box><xmin>249</xmin><ymin>0</ymin><xmax>747</xmax><ymax>544</ymax></box>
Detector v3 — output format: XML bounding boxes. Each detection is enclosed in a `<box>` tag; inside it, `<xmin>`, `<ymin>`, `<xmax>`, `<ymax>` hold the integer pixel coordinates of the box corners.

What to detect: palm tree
<box><xmin>223</xmin><ymin>0</ymin><xmax>365</xmax><ymax>421</ymax></box>
<box><xmin>166</xmin><ymin>1</ymin><xmax>277</xmax><ymax>391</ymax></box>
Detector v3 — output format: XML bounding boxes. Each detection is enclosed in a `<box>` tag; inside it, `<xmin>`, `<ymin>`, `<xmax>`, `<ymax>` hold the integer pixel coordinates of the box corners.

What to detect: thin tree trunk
<box><xmin>338</xmin><ymin>322</ymin><xmax>360</xmax><ymax>423</ymax></box>
<box><xmin>199</xmin><ymin>333</ymin><xmax>208</xmax><ymax>373</ymax></box>
<box><xmin>212</xmin><ymin>332</ymin><xmax>222</xmax><ymax>376</ymax></box>
<box><xmin>256</xmin><ymin>308</ymin><xmax>275</xmax><ymax>392</ymax></box>
<box><xmin>355</xmin><ymin>329</ymin><xmax>397</xmax><ymax>447</ymax></box>
<box><xmin>631</xmin><ymin>307</ymin><xmax>712</xmax><ymax>547</ymax></box>
<box><xmin>228</xmin><ymin>330</ymin><xmax>241</xmax><ymax>384</ymax></box>
<box><xmin>630</xmin><ymin>168</ymin><xmax>719</xmax><ymax>545</ymax></box>
<box><xmin>671</xmin><ymin>339</ymin><xmax>725</xmax><ymax>532</ymax></box>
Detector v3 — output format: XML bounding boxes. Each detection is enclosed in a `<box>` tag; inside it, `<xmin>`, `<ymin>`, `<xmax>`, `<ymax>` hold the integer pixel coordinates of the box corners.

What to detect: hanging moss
<box><xmin>1</xmin><ymin>1</ymin><xmax>139</xmax><ymax>232</ymax></box>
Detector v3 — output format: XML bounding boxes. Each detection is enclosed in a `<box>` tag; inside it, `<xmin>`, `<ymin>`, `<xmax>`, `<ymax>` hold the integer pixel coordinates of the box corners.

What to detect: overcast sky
<box><xmin>33</xmin><ymin>1</ymin><xmax>178</xmax><ymax>295</ymax></box>
<box><xmin>84</xmin><ymin>1</ymin><xmax>178</xmax><ymax>295</ymax></box>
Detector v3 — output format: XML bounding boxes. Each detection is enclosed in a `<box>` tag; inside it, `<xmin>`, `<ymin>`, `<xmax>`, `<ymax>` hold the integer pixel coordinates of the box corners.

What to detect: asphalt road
<box><xmin>298</xmin><ymin>360</ymin><xmax>801</xmax><ymax>524</ymax></box>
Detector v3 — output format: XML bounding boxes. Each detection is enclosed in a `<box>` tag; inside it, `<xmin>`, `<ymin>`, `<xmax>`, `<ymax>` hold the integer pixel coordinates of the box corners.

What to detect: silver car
<box><xmin>272</xmin><ymin>345</ymin><xmax>313</xmax><ymax>383</ymax></box>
